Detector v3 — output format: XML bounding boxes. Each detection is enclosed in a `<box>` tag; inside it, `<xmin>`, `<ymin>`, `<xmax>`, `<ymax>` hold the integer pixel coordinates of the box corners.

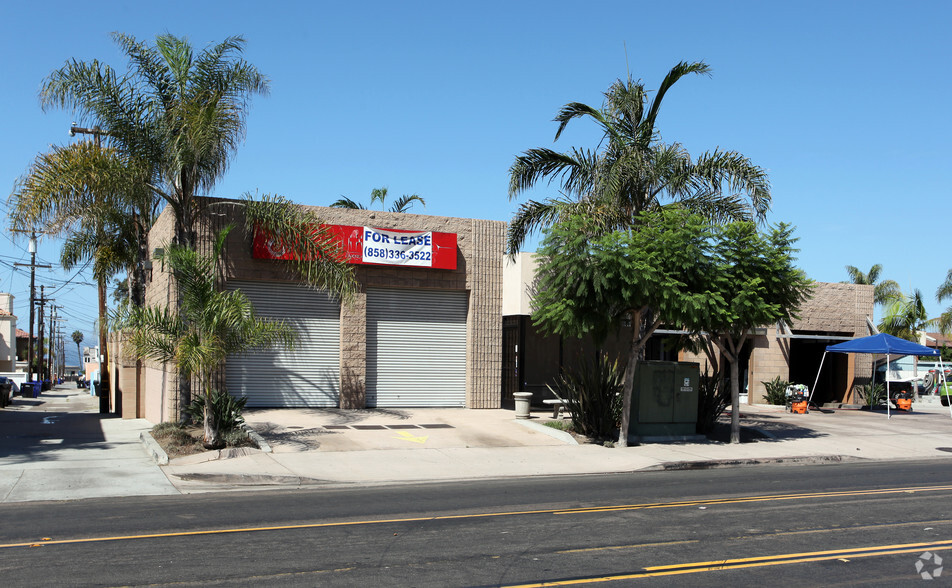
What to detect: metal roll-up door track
<box><xmin>367</xmin><ymin>288</ymin><xmax>468</xmax><ymax>407</ymax></box>
<box><xmin>225</xmin><ymin>281</ymin><xmax>341</xmax><ymax>407</ymax></box>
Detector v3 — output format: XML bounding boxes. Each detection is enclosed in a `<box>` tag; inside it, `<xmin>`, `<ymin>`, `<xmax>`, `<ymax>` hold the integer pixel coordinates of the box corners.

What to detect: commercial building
<box><xmin>137</xmin><ymin>199</ymin><xmax>506</xmax><ymax>423</ymax></box>
<box><xmin>502</xmin><ymin>253</ymin><xmax>875</xmax><ymax>405</ymax></box>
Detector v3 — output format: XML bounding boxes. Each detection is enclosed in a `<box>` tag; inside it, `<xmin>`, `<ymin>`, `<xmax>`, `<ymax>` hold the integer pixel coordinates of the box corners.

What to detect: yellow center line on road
<box><xmin>502</xmin><ymin>539</ymin><xmax>952</xmax><ymax>587</ymax></box>
<box><xmin>555</xmin><ymin>484</ymin><xmax>952</xmax><ymax>515</ymax></box>
<box><xmin>3</xmin><ymin>483</ymin><xmax>952</xmax><ymax>550</ymax></box>
<box><xmin>557</xmin><ymin>539</ymin><xmax>699</xmax><ymax>554</ymax></box>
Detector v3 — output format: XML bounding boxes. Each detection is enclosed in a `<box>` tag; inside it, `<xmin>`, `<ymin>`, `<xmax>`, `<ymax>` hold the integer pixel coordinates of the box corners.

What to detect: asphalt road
<box><xmin>2</xmin><ymin>460</ymin><xmax>952</xmax><ymax>586</ymax></box>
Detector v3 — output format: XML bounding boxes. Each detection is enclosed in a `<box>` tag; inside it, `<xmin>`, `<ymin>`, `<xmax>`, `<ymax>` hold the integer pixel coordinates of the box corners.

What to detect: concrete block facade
<box><xmin>140</xmin><ymin>199</ymin><xmax>505</xmax><ymax>423</ymax></box>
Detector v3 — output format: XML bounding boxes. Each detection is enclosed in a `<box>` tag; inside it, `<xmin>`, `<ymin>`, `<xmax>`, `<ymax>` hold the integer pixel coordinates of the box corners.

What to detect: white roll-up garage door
<box><xmin>367</xmin><ymin>288</ymin><xmax>468</xmax><ymax>407</ymax></box>
<box><xmin>225</xmin><ymin>281</ymin><xmax>340</xmax><ymax>407</ymax></box>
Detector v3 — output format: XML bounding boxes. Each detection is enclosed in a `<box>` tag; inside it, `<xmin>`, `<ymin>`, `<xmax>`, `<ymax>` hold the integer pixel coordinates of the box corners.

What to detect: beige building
<box><xmin>0</xmin><ymin>294</ymin><xmax>16</xmax><ymax>373</ymax></box>
<box><xmin>503</xmin><ymin>253</ymin><xmax>875</xmax><ymax>405</ymax></box>
<box><xmin>136</xmin><ymin>199</ymin><xmax>506</xmax><ymax>424</ymax></box>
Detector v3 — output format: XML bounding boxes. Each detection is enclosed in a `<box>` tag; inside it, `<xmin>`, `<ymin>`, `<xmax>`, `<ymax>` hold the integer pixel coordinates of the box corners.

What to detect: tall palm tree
<box><xmin>331</xmin><ymin>187</ymin><xmax>426</xmax><ymax>213</ymax></box>
<box><xmin>844</xmin><ymin>264</ymin><xmax>900</xmax><ymax>306</ymax></box>
<box><xmin>10</xmin><ymin>141</ymin><xmax>157</xmax><ymax>394</ymax></box>
<box><xmin>122</xmin><ymin>227</ymin><xmax>295</xmax><ymax>448</ymax></box>
<box><xmin>10</xmin><ymin>141</ymin><xmax>157</xmax><ymax>307</ymax></box>
<box><xmin>34</xmin><ymin>33</ymin><xmax>357</xmax><ymax>417</ymax></box>
<box><xmin>507</xmin><ymin>61</ymin><xmax>771</xmax><ymax>254</ymax></box>
<box><xmin>71</xmin><ymin>330</ymin><xmax>83</xmax><ymax>370</ymax></box>
<box><xmin>878</xmin><ymin>289</ymin><xmax>935</xmax><ymax>342</ymax></box>
<box><xmin>39</xmin><ymin>32</ymin><xmax>268</xmax><ymax>249</ymax></box>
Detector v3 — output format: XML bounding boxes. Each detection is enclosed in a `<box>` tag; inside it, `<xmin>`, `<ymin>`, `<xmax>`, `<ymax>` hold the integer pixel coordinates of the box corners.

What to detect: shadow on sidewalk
<box><xmin>706</xmin><ymin>414</ymin><xmax>828</xmax><ymax>443</ymax></box>
<box><xmin>0</xmin><ymin>390</ymin><xmax>114</xmax><ymax>464</ymax></box>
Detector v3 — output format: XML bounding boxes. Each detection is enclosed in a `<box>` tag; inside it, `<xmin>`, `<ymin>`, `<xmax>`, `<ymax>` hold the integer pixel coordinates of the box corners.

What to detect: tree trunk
<box><xmin>202</xmin><ymin>390</ymin><xmax>223</xmax><ymax>449</ymax></box>
<box><xmin>618</xmin><ymin>320</ymin><xmax>641</xmax><ymax>448</ymax></box>
<box><xmin>730</xmin><ymin>357</ymin><xmax>741</xmax><ymax>444</ymax></box>
<box><xmin>618</xmin><ymin>308</ymin><xmax>659</xmax><ymax>448</ymax></box>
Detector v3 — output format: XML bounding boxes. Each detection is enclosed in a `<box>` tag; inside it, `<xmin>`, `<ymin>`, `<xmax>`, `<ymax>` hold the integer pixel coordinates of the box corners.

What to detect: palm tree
<box><xmin>39</xmin><ymin>32</ymin><xmax>268</xmax><ymax>249</ymax></box>
<box><xmin>121</xmin><ymin>227</ymin><xmax>295</xmax><ymax>448</ymax></box>
<box><xmin>844</xmin><ymin>264</ymin><xmax>900</xmax><ymax>306</ymax></box>
<box><xmin>934</xmin><ymin>270</ymin><xmax>952</xmax><ymax>334</ymax></box>
<box><xmin>506</xmin><ymin>61</ymin><xmax>771</xmax><ymax>254</ymax></box>
<box><xmin>71</xmin><ymin>330</ymin><xmax>84</xmax><ymax>370</ymax></box>
<box><xmin>878</xmin><ymin>289</ymin><xmax>935</xmax><ymax>342</ymax></box>
<box><xmin>330</xmin><ymin>187</ymin><xmax>426</xmax><ymax>213</ymax></box>
<box><xmin>34</xmin><ymin>33</ymin><xmax>357</xmax><ymax>416</ymax></box>
<box><xmin>10</xmin><ymin>141</ymin><xmax>158</xmax><ymax>393</ymax></box>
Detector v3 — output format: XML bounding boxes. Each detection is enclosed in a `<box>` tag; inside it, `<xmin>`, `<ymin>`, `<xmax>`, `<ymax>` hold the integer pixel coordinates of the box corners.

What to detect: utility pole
<box><xmin>37</xmin><ymin>286</ymin><xmax>46</xmax><ymax>386</ymax></box>
<box><xmin>70</xmin><ymin>123</ymin><xmax>111</xmax><ymax>413</ymax></box>
<box><xmin>48</xmin><ymin>306</ymin><xmax>56</xmax><ymax>385</ymax></box>
<box><xmin>13</xmin><ymin>231</ymin><xmax>51</xmax><ymax>381</ymax></box>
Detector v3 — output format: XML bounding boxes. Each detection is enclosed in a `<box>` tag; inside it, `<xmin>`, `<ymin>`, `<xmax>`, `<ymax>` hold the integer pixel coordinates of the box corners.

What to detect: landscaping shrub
<box><xmin>696</xmin><ymin>369</ymin><xmax>730</xmax><ymax>434</ymax></box>
<box><xmin>548</xmin><ymin>353</ymin><xmax>622</xmax><ymax>442</ymax></box>
<box><xmin>185</xmin><ymin>389</ymin><xmax>248</xmax><ymax>434</ymax></box>
<box><xmin>856</xmin><ymin>382</ymin><xmax>886</xmax><ymax>408</ymax></box>
<box><xmin>762</xmin><ymin>376</ymin><xmax>790</xmax><ymax>405</ymax></box>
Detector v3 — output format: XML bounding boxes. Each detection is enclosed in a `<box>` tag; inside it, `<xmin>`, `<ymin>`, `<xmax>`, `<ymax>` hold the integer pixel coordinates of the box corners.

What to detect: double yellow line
<box><xmin>504</xmin><ymin>539</ymin><xmax>952</xmax><ymax>586</ymax></box>
<box><xmin>2</xmin><ymin>483</ymin><xmax>952</xmax><ymax>550</ymax></box>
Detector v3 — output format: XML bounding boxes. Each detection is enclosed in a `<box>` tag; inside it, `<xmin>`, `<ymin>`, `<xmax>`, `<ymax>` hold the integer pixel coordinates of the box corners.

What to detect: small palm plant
<box><xmin>120</xmin><ymin>226</ymin><xmax>295</xmax><ymax>448</ymax></box>
<box><xmin>330</xmin><ymin>187</ymin><xmax>425</xmax><ymax>213</ymax></box>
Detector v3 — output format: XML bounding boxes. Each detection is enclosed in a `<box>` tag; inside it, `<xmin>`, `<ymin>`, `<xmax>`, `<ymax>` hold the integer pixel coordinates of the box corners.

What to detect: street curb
<box><xmin>514</xmin><ymin>418</ymin><xmax>579</xmax><ymax>445</ymax></box>
<box><xmin>243</xmin><ymin>424</ymin><xmax>272</xmax><ymax>453</ymax></box>
<box><xmin>140</xmin><ymin>431</ymin><xmax>169</xmax><ymax>465</ymax></box>
<box><xmin>645</xmin><ymin>454</ymin><xmax>864</xmax><ymax>471</ymax></box>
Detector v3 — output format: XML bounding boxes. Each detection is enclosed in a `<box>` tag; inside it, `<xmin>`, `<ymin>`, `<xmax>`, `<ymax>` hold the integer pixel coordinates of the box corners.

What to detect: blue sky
<box><xmin>2</xmin><ymin>1</ymin><xmax>950</xmax><ymax>362</ymax></box>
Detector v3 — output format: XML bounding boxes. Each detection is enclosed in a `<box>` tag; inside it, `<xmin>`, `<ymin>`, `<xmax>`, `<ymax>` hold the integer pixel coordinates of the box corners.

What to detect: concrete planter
<box><xmin>513</xmin><ymin>392</ymin><xmax>533</xmax><ymax>419</ymax></box>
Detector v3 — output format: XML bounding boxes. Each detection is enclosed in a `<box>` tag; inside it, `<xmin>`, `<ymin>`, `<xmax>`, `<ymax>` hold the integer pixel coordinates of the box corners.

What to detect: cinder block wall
<box><xmin>747</xmin><ymin>282</ymin><xmax>875</xmax><ymax>403</ymax></box>
<box><xmin>681</xmin><ymin>282</ymin><xmax>875</xmax><ymax>404</ymax></box>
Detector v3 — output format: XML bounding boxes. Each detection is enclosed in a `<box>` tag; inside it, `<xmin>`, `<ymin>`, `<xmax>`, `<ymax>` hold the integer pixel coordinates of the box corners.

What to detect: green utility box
<box><xmin>629</xmin><ymin>360</ymin><xmax>700</xmax><ymax>439</ymax></box>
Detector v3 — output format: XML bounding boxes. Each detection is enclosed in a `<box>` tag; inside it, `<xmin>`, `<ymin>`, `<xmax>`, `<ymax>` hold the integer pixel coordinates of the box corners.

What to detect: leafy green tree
<box><xmin>120</xmin><ymin>227</ymin><xmax>295</xmax><ymax>448</ymax></box>
<box><xmin>330</xmin><ymin>187</ymin><xmax>426</xmax><ymax>213</ymax></box>
<box><xmin>71</xmin><ymin>330</ymin><xmax>84</xmax><ymax>369</ymax></box>
<box><xmin>879</xmin><ymin>289</ymin><xmax>934</xmax><ymax>341</ymax></box>
<box><xmin>844</xmin><ymin>264</ymin><xmax>900</xmax><ymax>306</ymax></box>
<box><xmin>705</xmin><ymin>222</ymin><xmax>813</xmax><ymax>444</ymax></box>
<box><xmin>507</xmin><ymin>61</ymin><xmax>770</xmax><ymax>255</ymax></box>
<box><xmin>533</xmin><ymin>209</ymin><xmax>721</xmax><ymax>446</ymax></box>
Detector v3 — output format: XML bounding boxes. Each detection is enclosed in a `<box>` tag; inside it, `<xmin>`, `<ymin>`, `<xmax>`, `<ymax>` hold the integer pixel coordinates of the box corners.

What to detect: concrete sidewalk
<box><xmin>4</xmin><ymin>383</ymin><xmax>952</xmax><ymax>502</ymax></box>
<box><xmin>0</xmin><ymin>384</ymin><xmax>177</xmax><ymax>503</ymax></box>
<box><xmin>160</xmin><ymin>400</ymin><xmax>952</xmax><ymax>494</ymax></box>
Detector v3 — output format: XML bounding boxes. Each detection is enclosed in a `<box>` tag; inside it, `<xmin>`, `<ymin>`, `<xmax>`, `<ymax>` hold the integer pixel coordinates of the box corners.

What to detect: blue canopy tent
<box><xmin>810</xmin><ymin>333</ymin><xmax>948</xmax><ymax>418</ymax></box>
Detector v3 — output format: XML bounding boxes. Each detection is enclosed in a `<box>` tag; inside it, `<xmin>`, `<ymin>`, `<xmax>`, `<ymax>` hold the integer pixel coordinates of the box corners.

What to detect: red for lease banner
<box><xmin>252</xmin><ymin>225</ymin><xmax>458</xmax><ymax>270</ymax></box>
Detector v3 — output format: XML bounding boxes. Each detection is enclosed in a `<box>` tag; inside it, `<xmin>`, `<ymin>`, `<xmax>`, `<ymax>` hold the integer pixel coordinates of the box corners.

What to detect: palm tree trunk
<box><xmin>202</xmin><ymin>389</ymin><xmax>223</xmax><ymax>449</ymax></box>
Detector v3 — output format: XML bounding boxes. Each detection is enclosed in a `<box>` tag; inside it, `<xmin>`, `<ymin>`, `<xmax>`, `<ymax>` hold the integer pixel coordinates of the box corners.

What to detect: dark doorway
<box><xmin>790</xmin><ymin>338</ymin><xmax>848</xmax><ymax>404</ymax></box>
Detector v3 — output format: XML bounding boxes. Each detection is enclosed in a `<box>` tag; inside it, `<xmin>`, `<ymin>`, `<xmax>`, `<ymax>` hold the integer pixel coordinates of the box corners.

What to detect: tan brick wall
<box><xmin>791</xmin><ymin>282</ymin><xmax>874</xmax><ymax>335</ymax></box>
<box><xmin>142</xmin><ymin>199</ymin><xmax>506</xmax><ymax>418</ymax></box>
<box><xmin>679</xmin><ymin>283</ymin><xmax>875</xmax><ymax>405</ymax></box>
<box><xmin>747</xmin><ymin>282</ymin><xmax>874</xmax><ymax>403</ymax></box>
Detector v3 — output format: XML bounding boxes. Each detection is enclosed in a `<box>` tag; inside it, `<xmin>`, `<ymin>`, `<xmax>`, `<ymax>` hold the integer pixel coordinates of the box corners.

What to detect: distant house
<box><xmin>0</xmin><ymin>293</ymin><xmax>17</xmax><ymax>373</ymax></box>
<box><xmin>15</xmin><ymin>329</ymin><xmax>33</xmax><ymax>372</ymax></box>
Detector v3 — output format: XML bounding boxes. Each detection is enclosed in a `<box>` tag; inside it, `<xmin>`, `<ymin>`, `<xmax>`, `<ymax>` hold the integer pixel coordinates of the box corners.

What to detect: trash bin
<box><xmin>20</xmin><ymin>382</ymin><xmax>33</xmax><ymax>398</ymax></box>
<box><xmin>0</xmin><ymin>377</ymin><xmax>10</xmax><ymax>408</ymax></box>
